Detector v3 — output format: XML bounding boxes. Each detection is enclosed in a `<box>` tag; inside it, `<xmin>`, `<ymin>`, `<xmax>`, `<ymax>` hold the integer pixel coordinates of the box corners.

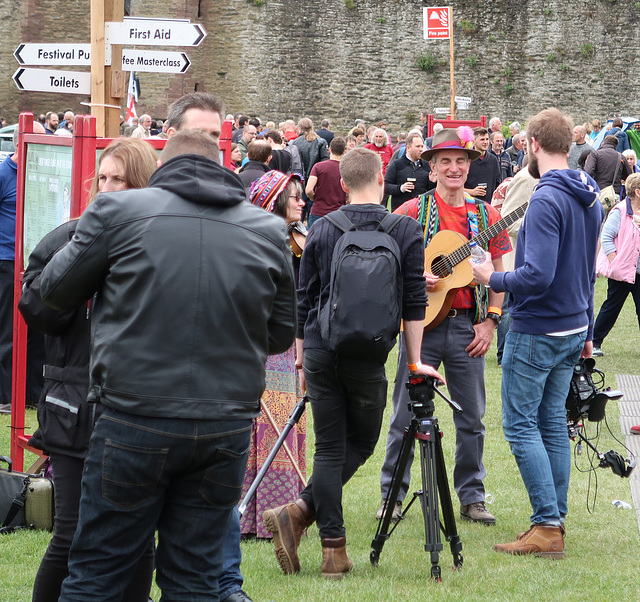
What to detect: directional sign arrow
<box><xmin>121</xmin><ymin>49</ymin><xmax>191</xmax><ymax>73</ymax></box>
<box><xmin>12</xmin><ymin>68</ymin><xmax>91</xmax><ymax>95</ymax></box>
<box><xmin>106</xmin><ymin>18</ymin><xmax>207</xmax><ymax>47</ymax></box>
<box><xmin>14</xmin><ymin>43</ymin><xmax>92</xmax><ymax>66</ymax></box>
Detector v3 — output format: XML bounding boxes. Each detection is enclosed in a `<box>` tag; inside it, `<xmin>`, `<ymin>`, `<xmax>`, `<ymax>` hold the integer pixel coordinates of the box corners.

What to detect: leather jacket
<box><xmin>40</xmin><ymin>154</ymin><xmax>296</xmax><ymax>420</ymax></box>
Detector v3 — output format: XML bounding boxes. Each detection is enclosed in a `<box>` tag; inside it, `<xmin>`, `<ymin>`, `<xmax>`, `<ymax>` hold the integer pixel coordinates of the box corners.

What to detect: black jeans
<box><xmin>299</xmin><ymin>348</ymin><xmax>387</xmax><ymax>539</ymax></box>
<box><xmin>593</xmin><ymin>277</ymin><xmax>640</xmax><ymax>347</ymax></box>
<box><xmin>32</xmin><ymin>453</ymin><xmax>154</xmax><ymax>602</ymax></box>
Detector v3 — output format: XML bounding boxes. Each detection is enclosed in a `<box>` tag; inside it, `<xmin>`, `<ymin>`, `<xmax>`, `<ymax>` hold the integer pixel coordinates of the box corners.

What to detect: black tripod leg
<box><xmin>417</xmin><ymin>425</ymin><xmax>443</xmax><ymax>581</ymax></box>
<box><xmin>370</xmin><ymin>418</ymin><xmax>417</xmax><ymax>566</ymax></box>
<box><xmin>433</xmin><ymin>423</ymin><xmax>463</xmax><ymax>569</ymax></box>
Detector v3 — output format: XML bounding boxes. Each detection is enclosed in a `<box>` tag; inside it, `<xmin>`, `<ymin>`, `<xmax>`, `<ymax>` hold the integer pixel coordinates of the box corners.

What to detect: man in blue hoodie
<box><xmin>471</xmin><ymin>108</ymin><xmax>603</xmax><ymax>559</ymax></box>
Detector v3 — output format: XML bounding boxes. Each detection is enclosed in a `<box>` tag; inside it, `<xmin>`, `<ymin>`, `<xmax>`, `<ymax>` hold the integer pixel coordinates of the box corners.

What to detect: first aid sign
<box><xmin>423</xmin><ymin>7</ymin><xmax>451</xmax><ymax>40</ymax></box>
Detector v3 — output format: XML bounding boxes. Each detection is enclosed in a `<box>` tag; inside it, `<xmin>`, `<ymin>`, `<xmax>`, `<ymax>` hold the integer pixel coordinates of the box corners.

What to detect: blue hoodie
<box><xmin>489</xmin><ymin>169</ymin><xmax>604</xmax><ymax>338</ymax></box>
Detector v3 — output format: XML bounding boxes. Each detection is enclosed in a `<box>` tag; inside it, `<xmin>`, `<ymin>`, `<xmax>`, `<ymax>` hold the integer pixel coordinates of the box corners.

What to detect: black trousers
<box><xmin>0</xmin><ymin>260</ymin><xmax>14</xmax><ymax>403</ymax></box>
<box><xmin>32</xmin><ymin>453</ymin><xmax>155</xmax><ymax>602</ymax></box>
<box><xmin>299</xmin><ymin>348</ymin><xmax>387</xmax><ymax>539</ymax></box>
<box><xmin>0</xmin><ymin>260</ymin><xmax>44</xmax><ymax>405</ymax></box>
<box><xmin>593</xmin><ymin>277</ymin><xmax>640</xmax><ymax>347</ymax></box>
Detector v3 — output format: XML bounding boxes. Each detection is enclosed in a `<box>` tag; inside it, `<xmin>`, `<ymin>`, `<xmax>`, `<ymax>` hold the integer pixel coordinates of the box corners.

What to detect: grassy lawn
<box><xmin>2</xmin><ymin>276</ymin><xmax>639</xmax><ymax>601</ymax></box>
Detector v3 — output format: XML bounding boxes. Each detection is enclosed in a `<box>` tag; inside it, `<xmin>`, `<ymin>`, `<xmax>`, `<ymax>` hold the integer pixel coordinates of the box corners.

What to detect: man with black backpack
<box><xmin>263</xmin><ymin>147</ymin><xmax>443</xmax><ymax>579</ymax></box>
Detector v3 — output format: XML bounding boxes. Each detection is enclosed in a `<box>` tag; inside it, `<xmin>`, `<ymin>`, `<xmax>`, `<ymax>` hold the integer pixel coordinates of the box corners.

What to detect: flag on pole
<box><xmin>126</xmin><ymin>71</ymin><xmax>138</xmax><ymax>125</ymax></box>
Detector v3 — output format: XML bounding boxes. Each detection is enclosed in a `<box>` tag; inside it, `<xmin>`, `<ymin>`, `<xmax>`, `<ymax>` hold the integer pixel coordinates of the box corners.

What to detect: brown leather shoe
<box><xmin>320</xmin><ymin>536</ymin><xmax>354</xmax><ymax>579</ymax></box>
<box><xmin>494</xmin><ymin>524</ymin><xmax>565</xmax><ymax>559</ymax></box>
<box><xmin>263</xmin><ymin>499</ymin><xmax>315</xmax><ymax>574</ymax></box>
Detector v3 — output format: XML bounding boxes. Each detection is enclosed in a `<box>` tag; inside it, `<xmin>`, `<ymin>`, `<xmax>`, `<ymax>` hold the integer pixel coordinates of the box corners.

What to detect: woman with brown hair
<box><xmin>239</xmin><ymin>170</ymin><xmax>307</xmax><ymax>538</ymax></box>
<box><xmin>291</xmin><ymin>118</ymin><xmax>329</xmax><ymax>221</ymax></box>
<box><xmin>88</xmin><ymin>137</ymin><xmax>158</xmax><ymax>199</ymax></box>
<box><xmin>21</xmin><ymin>138</ymin><xmax>157</xmax><ymax>602</ymax></box>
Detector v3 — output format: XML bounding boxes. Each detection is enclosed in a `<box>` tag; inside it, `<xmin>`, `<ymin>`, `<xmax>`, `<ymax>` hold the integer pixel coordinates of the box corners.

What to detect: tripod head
<box><xmin>406</xmin><ymin>375</ymin><xmax>463</xmax><ymax>416</ymax></box>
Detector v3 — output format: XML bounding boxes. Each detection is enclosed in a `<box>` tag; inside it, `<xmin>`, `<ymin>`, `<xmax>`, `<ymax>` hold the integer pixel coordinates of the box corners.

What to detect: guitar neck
<box><xmin>446</xmin><ymin>201</ymin><xmax>529</xmax><ymax>267</ymax></box>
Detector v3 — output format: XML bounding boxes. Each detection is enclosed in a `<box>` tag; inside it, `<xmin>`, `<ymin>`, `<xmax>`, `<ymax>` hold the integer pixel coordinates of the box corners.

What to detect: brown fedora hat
<box><xmin>421</xmin><ymin>128</ymin><xmax>481</xmax><ymax>162</ymax></box>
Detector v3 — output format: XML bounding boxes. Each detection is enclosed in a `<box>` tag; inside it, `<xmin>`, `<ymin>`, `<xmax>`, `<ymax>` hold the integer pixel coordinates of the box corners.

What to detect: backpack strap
<box><xmin>323</xmin><ymin>211</ymin><xmax>355</xmax><ymax>234</ymax></box>
<box><xmin>378</xmin><ymin>213</ymin><xmax>404</xmax><ymax>235</ymax></box>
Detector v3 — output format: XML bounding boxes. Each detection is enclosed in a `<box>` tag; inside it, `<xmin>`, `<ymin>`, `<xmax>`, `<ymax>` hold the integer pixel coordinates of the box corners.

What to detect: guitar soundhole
<box><xmin>430</xmin><ymin>254</ymin><xmax>451</xmax><ymax>277</ymax></box>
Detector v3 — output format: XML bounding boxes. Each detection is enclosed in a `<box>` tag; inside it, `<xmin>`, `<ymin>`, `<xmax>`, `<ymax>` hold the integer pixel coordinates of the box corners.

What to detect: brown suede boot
<box><xmin>494</xmin><ymin>524</ymin><xmax>565</xmax><ymax>559</ymax></box>
<box><xmin>321</xmin><ymin>536</ymin><xmax>354</xmax><ymax>579</ymax></box>
<box><xmin>263</xmin><ymin>498</ymin><xmax>315</xmax><ymax>574</ymax></box>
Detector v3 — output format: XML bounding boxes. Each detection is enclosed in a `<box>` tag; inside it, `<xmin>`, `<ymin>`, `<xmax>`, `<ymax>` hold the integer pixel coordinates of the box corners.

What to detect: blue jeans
<box><xmin>307</xmin><ymin>214</ymin><xmax>322</xmax><ymax>228</ymax></box>
<box><xmin>33</xmin><ymin>453</ymin><xmax>154</xmax><ymax>602</ymax></box>
<box><xmin>501</xmin><ymin>330</ymin><xmax>586</xmax><ymax>526</ymax></box>
<box><xmin>59</xmin><ymin>408</ymin><xmax>251</xmax><ymax>602</ymax></box>
<box><xmin>219</xmin><ymin>508</ymin><xmax>243</xmax><ymax>600</ymax></box>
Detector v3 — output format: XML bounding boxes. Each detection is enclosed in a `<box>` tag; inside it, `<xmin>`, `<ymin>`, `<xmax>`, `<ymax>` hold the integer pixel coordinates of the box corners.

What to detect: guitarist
<box><xmin>378</xmin><ymin>127</ymin><xmax>510</xmax><ymax>525</ymax></box>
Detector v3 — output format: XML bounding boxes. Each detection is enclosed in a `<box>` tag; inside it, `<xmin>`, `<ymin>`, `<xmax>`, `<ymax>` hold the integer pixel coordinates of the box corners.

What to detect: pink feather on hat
<box><xmin>457</xmin><ymin>126</ymin><xmax>475</xmax><ymax>149</ymax></box>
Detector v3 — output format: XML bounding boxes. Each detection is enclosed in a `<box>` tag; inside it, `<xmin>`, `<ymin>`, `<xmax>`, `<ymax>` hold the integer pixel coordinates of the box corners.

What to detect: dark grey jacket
<box><xmin>585</xmin><ymin>141</ymin><xmax>631</xmax><ymax>194</ymax></box>
<box><xmin>40</xmin><ymin>154</ymin><xmax>296</xmax><ymax>420</ymax></box>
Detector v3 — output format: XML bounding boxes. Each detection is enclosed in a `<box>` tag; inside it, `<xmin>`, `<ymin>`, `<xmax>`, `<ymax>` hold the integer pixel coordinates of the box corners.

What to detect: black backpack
<box><xmin>318</xmin><ymin>211</ymin><xmax>404</xmax><ymax>361</ymax></box>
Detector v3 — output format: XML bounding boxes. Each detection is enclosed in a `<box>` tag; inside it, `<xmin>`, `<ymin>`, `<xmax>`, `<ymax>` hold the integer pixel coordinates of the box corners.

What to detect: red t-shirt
<box><xmin>395</xmin><ymin>192</ymin><xmax>510</xmax><ymax>308</ymax></box>
<box><xmin>364</xmin><ymin>143</ymin><xmax>394</xmax><ymax>174</ymax></box>
<box><xmin>309</xmin><ymin>159</ymin><xmax>347</xmax><ymax>217</ymax></box>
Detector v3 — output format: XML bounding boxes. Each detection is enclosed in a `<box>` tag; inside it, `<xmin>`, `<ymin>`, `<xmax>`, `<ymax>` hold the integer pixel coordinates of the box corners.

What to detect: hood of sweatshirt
<box><xmin>148</xmin><ymin>154</ymin><xmax>246</xmax><ymax>208</ymax></box>
<box><xmin>535</xmin><ymin>168</ymin><xmax>599</xmax><ymax>208</ymax></box>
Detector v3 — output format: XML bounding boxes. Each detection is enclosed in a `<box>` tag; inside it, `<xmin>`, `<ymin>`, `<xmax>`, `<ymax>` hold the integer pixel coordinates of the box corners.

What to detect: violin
<box><xmin>288</xmin><ymin>221</ymin><xmax>307</xmax><ymax>258</ymax></box>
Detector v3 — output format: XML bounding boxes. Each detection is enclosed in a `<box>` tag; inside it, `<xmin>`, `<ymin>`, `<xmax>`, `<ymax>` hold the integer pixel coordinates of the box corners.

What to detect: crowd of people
<box><xmin>0</xmin><ymin>97</ymin><xmax>638</xmax><ymax>601</ymax></box>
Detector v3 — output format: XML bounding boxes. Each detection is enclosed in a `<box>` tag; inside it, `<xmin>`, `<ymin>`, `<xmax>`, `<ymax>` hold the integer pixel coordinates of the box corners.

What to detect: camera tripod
<box><xmin>370</xmin><ymin>375</ymin><xmax>463</xmax><ymax>581</ymax></box>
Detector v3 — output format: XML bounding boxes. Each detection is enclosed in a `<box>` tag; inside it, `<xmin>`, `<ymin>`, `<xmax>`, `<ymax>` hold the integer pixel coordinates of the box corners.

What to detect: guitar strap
<box><xmin>472</xmin><ymin>200</ymin><xmax>490</xmax><ymax>324</ymax></box>
<box><xmin>418</xmin><ymin>193</ymin><xmax>489</xmax><ymax>324</ymax></box>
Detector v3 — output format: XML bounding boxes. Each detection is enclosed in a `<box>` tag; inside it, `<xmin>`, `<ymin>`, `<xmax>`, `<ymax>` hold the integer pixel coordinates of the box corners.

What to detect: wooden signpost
<box><xmin>7</xmin><ymin>0</ymin><xmax>211</xmax><ymax>470</ymax></box>
<box><xmin>11</xmin><ymin>0</ymin><xmax>207</xmax><ymax>137</ymax></box>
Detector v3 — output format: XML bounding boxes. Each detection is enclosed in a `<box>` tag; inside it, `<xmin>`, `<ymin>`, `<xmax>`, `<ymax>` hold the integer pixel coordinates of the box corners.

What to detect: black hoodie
<box><xmin>41</xmin><ymin>154</ymin><xmax>296</xmax><ymax>420</ymax></box>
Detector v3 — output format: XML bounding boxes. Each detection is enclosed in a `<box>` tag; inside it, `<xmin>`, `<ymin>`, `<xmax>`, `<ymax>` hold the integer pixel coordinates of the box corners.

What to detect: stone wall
<box><xmin>1</xmin><ymin>0</ymin><xmax>639</xmax><ymax>132</ymax></box>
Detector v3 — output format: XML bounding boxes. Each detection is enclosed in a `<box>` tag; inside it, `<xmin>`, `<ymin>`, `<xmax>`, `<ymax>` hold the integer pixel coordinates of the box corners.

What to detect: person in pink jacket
<box><xmin>593</xmin><ymin>172</ymin><xmax>640</xmax><ymax>434</ymax></box>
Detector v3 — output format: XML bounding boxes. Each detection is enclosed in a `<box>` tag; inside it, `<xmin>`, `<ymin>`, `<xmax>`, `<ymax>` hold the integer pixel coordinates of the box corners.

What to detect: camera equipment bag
<box><xmin>0</xmin><ymin>455</ymin><xmax>54</xmax><ymax>533</ymax></box>
<box><xmin>318</xmin><ymin>211</ymin><xmax>403</xmax><ymax>361</ymax></box>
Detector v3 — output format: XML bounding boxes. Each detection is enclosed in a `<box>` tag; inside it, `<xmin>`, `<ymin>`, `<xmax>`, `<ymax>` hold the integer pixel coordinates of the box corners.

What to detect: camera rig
<box><xmin>370</xmin><ymin>375</ymin><xmax>463</xmax><ymax>581</ymax></box>
<box><xmin>566</xmin><ymin>358</ymin><xmax>635</xmax><ymax>479</ymax></box>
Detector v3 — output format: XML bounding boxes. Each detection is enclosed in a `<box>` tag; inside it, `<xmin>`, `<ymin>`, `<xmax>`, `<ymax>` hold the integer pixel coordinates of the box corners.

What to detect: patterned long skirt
<box><xmin>239</xmin><ymin>345</ymin><xmax>306</xmax><ymax>538</ymax></box>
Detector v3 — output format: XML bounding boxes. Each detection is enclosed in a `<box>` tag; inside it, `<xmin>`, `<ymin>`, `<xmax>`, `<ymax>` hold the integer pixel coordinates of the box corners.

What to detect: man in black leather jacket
<box><xmin>41</xmin><ymin>120</ymin><xmax>296</xmax><ymax>601</ymax></box>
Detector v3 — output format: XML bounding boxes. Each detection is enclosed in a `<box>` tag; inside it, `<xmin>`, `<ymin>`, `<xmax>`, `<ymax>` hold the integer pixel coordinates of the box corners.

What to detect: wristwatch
<box><xmin>486</xmin><ymin>312</ymin><xmax>502</xmax><ymax>325</ymax></box>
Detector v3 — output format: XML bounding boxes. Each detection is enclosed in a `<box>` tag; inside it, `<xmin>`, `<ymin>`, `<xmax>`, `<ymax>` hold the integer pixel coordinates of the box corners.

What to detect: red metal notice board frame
<box><xmin>10</xmin><ymin>115</ymin><xmax>233</xmax><ymax>470</ymax></box>
<box><xmin>427</xmin><ymin>114</ymin><xmax>487</xmax><ymax>137</ymax></box>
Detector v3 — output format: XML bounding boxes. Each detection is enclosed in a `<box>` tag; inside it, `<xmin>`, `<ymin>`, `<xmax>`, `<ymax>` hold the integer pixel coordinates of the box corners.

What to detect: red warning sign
<box><xmin>423</xmin><ymin>7</ymin><xmax>451</xmax><ymax>40</ymax></box>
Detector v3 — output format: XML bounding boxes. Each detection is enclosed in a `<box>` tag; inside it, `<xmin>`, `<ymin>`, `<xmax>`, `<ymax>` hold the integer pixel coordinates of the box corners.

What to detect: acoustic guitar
<box><xmin>423</xmin><ymin>202</ymin><xmax>529</xmax><ymax>330</ymax></box>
